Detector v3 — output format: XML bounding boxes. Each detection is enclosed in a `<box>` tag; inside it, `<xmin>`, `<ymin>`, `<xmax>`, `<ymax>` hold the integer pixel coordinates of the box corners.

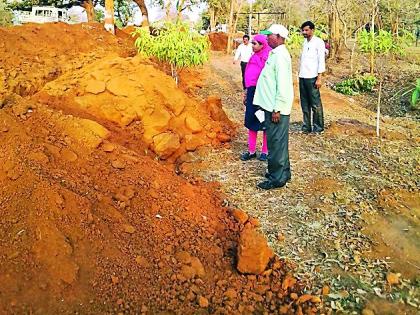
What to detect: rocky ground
<box><xmin>181</xmin><ymin>52</ymin><xmax>420</xmax><ymax>314</ymax></box>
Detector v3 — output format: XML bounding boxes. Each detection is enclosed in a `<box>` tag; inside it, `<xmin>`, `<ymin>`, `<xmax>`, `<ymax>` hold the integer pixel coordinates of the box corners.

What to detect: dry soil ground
<box><xmin>183</xmin><ymin>52</ymin><xmax>420</xmax><ymax>314</ymax></box>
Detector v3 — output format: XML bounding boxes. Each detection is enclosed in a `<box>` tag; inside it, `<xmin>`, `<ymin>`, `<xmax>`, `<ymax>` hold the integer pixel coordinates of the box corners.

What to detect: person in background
<box><xmin>324</xmin><ymin>39</ymin><xmax>330</xmax><ymax>57</ymax></box>
<box><xmin>240</xmin><ymin>34</ymin><xmax>272</xmax><ymax>162</ymax></box>
<box><xmin>254</xmin><ymin>25</ymin><xmax>294</xmax><ymax>190</ymax></box>
<box><xmin>233</xmin><ymin>35</ymin><xmax>253</xmax><ymax>90</ymax></box>
<box><xmin>299</xmin><ymin>21</ymin><xmax>326</xmax><ymax>133</ymax></box>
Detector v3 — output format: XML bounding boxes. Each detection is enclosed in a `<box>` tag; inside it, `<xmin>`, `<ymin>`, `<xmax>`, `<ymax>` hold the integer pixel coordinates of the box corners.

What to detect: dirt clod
<box><xmin>237</xmin><ymin>226</ymin><xmax>274</xmax><ymax>274</ymax></box>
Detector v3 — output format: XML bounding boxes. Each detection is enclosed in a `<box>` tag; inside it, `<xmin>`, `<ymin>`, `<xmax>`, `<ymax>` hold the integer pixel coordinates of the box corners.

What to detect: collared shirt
<box><xmin>298</xmin><ymin>36</ymin><xmax>326</xmax><ymax>79</ymax></box>
<box><xmin>234</xmin><ymin>43</ymin><xmax>253</xmax><ymax>63</ymax></box>
<box><xmin>253</xmin><ymin>44</ymin><xmax>294</xmax><ymax>115</ymax></box>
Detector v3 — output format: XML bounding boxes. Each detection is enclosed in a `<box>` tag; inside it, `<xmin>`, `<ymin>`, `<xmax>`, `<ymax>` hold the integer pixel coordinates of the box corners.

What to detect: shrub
<box><xmin>411</xmin><ymin>79</ymin><xmax>420</xmax><ymax>110</ymax></box>
<box><xmin>133</xmin><ymin>21</ymin><xmax>210</xmax><ymax>85</ymax></box>
<box><xmin>286</xmin><ymin>26</ymin><xmax>328</xmax><ymax>53</ymax></box>
<box><xmin>333</xmin><ymin>74</ymin><xmax>377</xmax><ymax>96</ymax></box>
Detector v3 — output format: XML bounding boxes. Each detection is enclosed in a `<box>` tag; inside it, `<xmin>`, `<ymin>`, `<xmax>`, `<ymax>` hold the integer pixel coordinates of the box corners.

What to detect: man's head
<box><xmin>301</xmin><ymin>21</ymin><xmax>315</xmax><ymax>39</ymax></box>
<box><xmin>243</xmin><ymin>35</ymin><xmax>250</xmax><ymax>44</ymax></box>
<box><xmin>260</xmin><ymin>24</ymin><xmax>289</xmax><ymax>48</ymax></box>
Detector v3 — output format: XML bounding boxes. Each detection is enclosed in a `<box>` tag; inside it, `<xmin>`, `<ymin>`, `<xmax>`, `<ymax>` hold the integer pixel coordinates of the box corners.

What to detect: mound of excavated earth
<box><xmin>35</xmin><ymin>55</ymin><xmax>234</xmax><ymax>161</ymax></box>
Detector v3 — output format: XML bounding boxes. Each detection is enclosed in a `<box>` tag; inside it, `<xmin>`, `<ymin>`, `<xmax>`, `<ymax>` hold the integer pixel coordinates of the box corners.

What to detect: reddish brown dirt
<box><xmin>208</xmin><ymin>32</ymin><xmax>228</xmax><ymax>51</ymax></box>
<box><xmin>0</xmin><ymin>23</ymin><xmax>322</xmax><ymax>314</ymax></box>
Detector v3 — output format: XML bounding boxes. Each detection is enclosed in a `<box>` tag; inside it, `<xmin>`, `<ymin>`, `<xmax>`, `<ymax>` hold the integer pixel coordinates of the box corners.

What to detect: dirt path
<box><xmin>189</xmin><ymin>52</ymin><xmax>420</xmax><ymax>313</ymax></box>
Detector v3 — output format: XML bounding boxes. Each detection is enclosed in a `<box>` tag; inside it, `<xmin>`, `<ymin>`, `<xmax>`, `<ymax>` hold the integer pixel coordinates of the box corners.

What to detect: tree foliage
<box><xmin>152</xmin><ymin>0</ymin><xmax>203</xmax><ymax>20</ymax></box>
<box><xmin>286</xmin><ymin>26</ymin><xmax>328</xmax><ymax>55</ymax></box>
<box><xmin>133</xmin><ymin>21</ymin><xmax>209</xmax><ymax>84</ymax></box>
<box><xmin>0</xmin><ymin>0</ymin><xmax>14</xmax><ymax>26</ymax></box>
<box><xmin>357</xmin><ymin>28</ymin><xmax>414</xmax><ymax>55</ymax></box>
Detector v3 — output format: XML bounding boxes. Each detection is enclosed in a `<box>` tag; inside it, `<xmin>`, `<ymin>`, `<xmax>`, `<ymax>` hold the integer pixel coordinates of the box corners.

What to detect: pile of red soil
<box><xmin>208</xmin><ymin>32</ymin><xmax>241</xmax><ymax>52</ymax></box>
<box><xmin>0</xmin><ymin>23</ymin><xmax>322</xmax><ymax>314</ymax></box>
<box><xmin>208</xmin><ymin>32</ymin><xmax>228</xmax><ymax>51</ymax></box>
<box><xmin>0</xmin><ymin>22</ymin><xmax>135</xmax><ymax>99</ymax></box>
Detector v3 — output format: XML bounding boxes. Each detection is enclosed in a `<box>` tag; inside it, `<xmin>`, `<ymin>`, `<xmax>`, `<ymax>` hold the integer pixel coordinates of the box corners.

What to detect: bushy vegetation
<box><xmin>286</xmin><ymin>26</ymin><xmax>328</xmax><ymax>53</ymax></box>
<box><xmin>133</xmin><ymin>21</ymin><xmax>209</xmax><ymax>84</ymax></box>
<box><xmin>0</xmin><ymin>1</ymin><xmax>14</xmax><ymax>26</ymax></box>
<box><xmin>411</xmin><ymin>79</ymin><xmax>420</xmax><ymax>110</ymax></box>
<box><xmin>357</xmin><ymin>29</ymin><xmax>415</xmax><ymax>56</ymax></box>
<box><xmin>333</xmin><ymin>74</ymin><xmax>378</xmax><ymax>95</ymax></box>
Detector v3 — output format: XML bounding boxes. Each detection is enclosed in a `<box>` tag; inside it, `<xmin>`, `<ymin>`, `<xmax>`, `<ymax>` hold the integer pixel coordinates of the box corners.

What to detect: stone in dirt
<box><xmin>197</xmin><ymin>296</ymin><xmax>209</xmax><ymax>308</ymax></box>
<box><xmin>224</xmin><ymin>288</ymin><xmax>237</xmax><ymax>300</ymax></box>
<box><xmin>185</xmin><ymin>116</ymin><xmax>202</xmax><ymax>133</ymax></box>
<box><xmin>231</xmin><ymin>208</ymin><xmax>249</xmax><ymax>225</ymax></box>
<box><xmin>111</xmin><ymin>159</ymin><xmax>126</xmax><ymax>169</ymax></box>
<box><xmin>190</xmin><ymin>257</ymin><xmax>205</xmax><ymax>278</ymax></box>
<box><xmin>175</xmin><ymin>251</ymin><xmax>192</xmax><ymax>264</ymax></box>
<box><xmin>184</xmin><ymin>135</ymin><xmax>206</xmax><ymax>152</ymax></box>
<box><xmin>122</xmin><ymin>224</ymin><xmax>136</xmax><ymax>234</ymax></box>
<box><xmin>152</xmin><ymin>132</ymin><xmax>180</xmax><ymax>159</ymax></box>
<box><xmin>216</xmin><ymin>133</ymin><xmax>231</xmax><ymax>143</ymax></box>
<box><xmin>102</xmin><ymin>142</ymin><xmax>116</xmax><ymax>152</ymax></box>
<box><xmin>61</xmin><ymin>148</ymin><xmax>78</xmax><ymax>162</ymax></box>
<box><xmin>386</xmin><ymin>272</ymin><xmax>400</xmax><ymax>285</ymax></box>
<box><xmin>85</xmin><ymin>80</ymin><xmax>106</xmax><ymax>94</ymax></box>
<box><xmin>237</xmin><ymin>226</ymin><xmax>274</xmax><ymax>275</ymax></box>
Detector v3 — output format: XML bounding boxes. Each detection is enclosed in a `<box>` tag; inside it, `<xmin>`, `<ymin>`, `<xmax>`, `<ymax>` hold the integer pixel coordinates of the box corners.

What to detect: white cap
<box><xmin>261</xmin><ymin>24</ymin><xmax>289</xmax><ymax>39</ymax></box>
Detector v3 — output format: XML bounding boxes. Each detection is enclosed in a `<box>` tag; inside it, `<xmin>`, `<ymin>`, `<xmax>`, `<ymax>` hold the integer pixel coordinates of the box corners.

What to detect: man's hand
<box><xmin>315</xmin><ymin>77</ymin><xmax>322</xmax><ymax>89</ymax></box>
<box><xmin>272</xmin><ymin>112</ymin><xmax>280</xmax><ymax>123</ymax></box>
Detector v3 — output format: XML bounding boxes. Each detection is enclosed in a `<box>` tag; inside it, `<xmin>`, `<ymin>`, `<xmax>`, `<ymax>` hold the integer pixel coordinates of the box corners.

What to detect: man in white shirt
<box><xmin>298</xmin><ymin>21</ymin><xmax>326</xmax><ymax>133</ymax></box>
<box><xmin>233</xmin><ymin>35</ymin><xmax>253</xmax><ymax>90</ymax></box>
<box><xmin>254</xmin><ymin>24</ymin><xmax>293</xmax><ymax>190</ymax></box>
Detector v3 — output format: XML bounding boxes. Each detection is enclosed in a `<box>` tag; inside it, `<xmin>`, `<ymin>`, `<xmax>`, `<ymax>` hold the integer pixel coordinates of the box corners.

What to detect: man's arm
<box><xmin>233</xmin><ymin>44</ymin><xmax>241</xmax><ymax>64</ymax></box>
<box><xmin>272</xmin><ymin>54</ymin><xmax>291</xmax><ymax>122</ymax></box>
<box><xmin>315</xmin><ymin>39</ymin><xmax>326</xmax><ymax>89</ymax></box>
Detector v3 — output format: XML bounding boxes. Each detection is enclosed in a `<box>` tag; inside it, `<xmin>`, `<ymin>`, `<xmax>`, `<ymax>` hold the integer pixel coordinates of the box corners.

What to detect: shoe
<box><xmin>264</xmin><ymin>173</ymin><xmax>291</xmax><ymax>182</ymax></box>
<box><xmin>240</xmin><ymin>152</ymin><xmax>256</xmax><ymax>161</ymax></box>
<box><xmin>257</xmin><ymin>180</ymin><xmax>286</xmax><ymax>190</ymax></box>
<box><xmin>301</xmin><ymin>127</ymin><xmax>311</xmax><ymax>134</ymax></box>
<box><xmin>259</xmin><ymin>153</ymin><xmax>268</xmax><ymax>161</ymax></box>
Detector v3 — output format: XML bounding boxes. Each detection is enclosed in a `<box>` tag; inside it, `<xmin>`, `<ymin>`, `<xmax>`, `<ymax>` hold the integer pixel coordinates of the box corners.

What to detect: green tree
<box><xmin>133</xmin><ymin>21</ymin><xmax>209</xmax><ymax>84</ymax></box>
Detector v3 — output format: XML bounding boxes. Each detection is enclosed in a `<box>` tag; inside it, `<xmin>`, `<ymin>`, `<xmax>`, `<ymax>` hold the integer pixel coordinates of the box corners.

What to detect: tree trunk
<box><xmin>165</xmin><ymin>1</ymin><xmax>171</xmax><ymax>19</ymax></box>
<box><xmin>81</xmin><ymin>0</ymin><xmax>94</xmax><ymax>22</ymax></box>
<box><xmin>132</xmin><ymin>0</ymin><xmax>149</xmax><ymax>27</ymax></box>
<box><xmin>177</xmin><ymin>0</ymin><xmax>186</xmax><ymax>21</ymax></box>
<box><xmin>232</xmin><ymin>0</ymin><xmax>243</xmax><ymax>36</ymax></box>
<box><xmin>104</xmin><ymin>0</ymin><xmax>115</xmax><ymax>34</ymax></box>
<box><xmin>369</xmin><ymin>0</ymin><xmax>378</xmax><ymax>75</ymax></box>
<box><xmin>226</xmin><ymin>0</ymin><xmax>235</xmax><ymax>55</ymax></box>
<box><xmin>376</xmin><ymin>80</ymin><xmax>382</xmax><ymax>137</ymax></box>
<box><xmin>209</xmin><ymin>8</ymin><xmax>216</xmax><ymax>31</ymax></box>
<box><xmin>328</xmin><ymin>0</ymin><xmax>342</xmax><ymax>60</ymax></box>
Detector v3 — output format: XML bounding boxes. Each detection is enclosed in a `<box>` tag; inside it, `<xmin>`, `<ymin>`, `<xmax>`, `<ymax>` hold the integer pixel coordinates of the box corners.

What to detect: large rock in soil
<box><xmin>237</xmin><ymin>226</ymin><xmax>274</xmax><ymax>275</ymax></box>
<box><xmin>152</xmin><ymin>132</ymin><xmax>181</xmax><ymax>159</ymax></box>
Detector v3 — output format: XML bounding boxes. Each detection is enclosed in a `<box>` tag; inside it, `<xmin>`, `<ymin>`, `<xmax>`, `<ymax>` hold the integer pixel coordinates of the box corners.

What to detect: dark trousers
<box><xmin>264</xmin><ymin>112</ymin><xmax>291</xmax><ymax>185</ymax></box>
<box><xmin>299</xmin><ymin>77</ymin><xmax>324</xmax><ymax>132</ymax></box>
<box><xmin>240</xmin><ymin>61</ymin><xmax>247</xmax><ymax>90</ymax></box>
